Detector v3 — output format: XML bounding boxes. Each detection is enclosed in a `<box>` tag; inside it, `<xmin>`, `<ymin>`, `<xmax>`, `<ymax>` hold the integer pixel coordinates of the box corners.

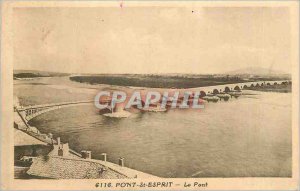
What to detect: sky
<box><xmin>13</xmin><ymin>6</ymin><xmax>291</xmax><ymax>74</ymax></box>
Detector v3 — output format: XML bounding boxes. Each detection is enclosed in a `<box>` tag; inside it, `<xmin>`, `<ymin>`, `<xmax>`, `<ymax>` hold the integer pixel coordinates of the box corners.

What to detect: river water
<box><xmin>14</xmin><ymin>77</ymin><xmax>292</xmax><ymax>177</ymax></box>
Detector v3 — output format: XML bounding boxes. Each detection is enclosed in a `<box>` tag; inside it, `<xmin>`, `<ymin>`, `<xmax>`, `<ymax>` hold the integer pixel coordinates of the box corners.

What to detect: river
<box><xmin>13</xmin><ymin>77</ymin><xmax>292</xmax><ymax>178</ymax></box>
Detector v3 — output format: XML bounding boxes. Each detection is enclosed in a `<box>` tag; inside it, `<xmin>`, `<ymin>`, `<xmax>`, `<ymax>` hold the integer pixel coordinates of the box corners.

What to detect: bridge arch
<box><xmin>213</xmin><ymin>89</ymin><xmax>219</xmax><ymax>94</ymax></box>
<box><xmin>224</xmin><ymin>87</ymin><xmax>230</xmax><ymax>92</ymax></box>
<box><xmin>200</xmin><ymin>91</ymin><xmax>206</xmax><ymax>98</ymax></box>
<box><xmin>234</xmin><ymin>86</ymin><xmax>240</xmax><ymax>91</ymax></box>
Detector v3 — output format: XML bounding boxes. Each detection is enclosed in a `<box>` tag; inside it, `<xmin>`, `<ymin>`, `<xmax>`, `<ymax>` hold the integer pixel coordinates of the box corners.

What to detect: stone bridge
<box><xmin>14</xmin><ymin>80</ymin><xmax>290</xmax><ymax>121</ymax></box>
<box><xmin>15</xmin><ymin>100</ymin><xmax>94</xmax><ymax>122</ymax></box>
<box><xmin>188</xmin><ymin>80</ymin><xmax>290</xmax><ymax>96</ymax></box>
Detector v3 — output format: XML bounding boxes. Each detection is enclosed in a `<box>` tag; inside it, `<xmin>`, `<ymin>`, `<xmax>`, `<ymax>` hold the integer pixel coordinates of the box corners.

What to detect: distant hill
<box><xmin>227</xmin><ymin>67</ymin><xmax>289</xmax><ymax>75</ymax></box>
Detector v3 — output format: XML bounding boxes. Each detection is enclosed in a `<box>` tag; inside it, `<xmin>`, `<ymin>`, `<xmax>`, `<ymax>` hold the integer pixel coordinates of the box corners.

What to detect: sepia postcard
<box><xmin>0</xmin><ymin>0</ymin><xmax>299</xmax><ymax>190</ymax></box>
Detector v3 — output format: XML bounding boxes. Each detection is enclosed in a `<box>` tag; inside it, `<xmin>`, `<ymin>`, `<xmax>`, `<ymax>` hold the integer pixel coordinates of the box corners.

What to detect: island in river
<box><xmin>68</xmin><ymin>73</ymin><xmax>291</xmax><ymax>89</ymax></box>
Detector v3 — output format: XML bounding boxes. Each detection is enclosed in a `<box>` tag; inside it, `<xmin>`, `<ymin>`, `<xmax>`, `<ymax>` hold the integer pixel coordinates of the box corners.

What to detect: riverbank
<box><xmin>14</xmin><ymin>70</ymin><xmax>69</xmax><ymax>79</ymax></box>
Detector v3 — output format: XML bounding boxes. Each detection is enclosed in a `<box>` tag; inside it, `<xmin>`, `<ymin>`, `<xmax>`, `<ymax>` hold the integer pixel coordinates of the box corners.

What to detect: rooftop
<box><xmin>27</xmin><ymin>156</ymin><xmax>128</xmax><ymax>179</ymax></box>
